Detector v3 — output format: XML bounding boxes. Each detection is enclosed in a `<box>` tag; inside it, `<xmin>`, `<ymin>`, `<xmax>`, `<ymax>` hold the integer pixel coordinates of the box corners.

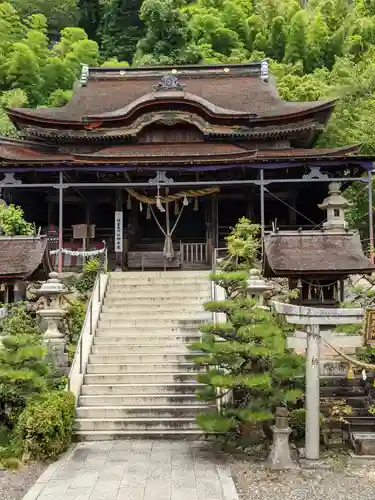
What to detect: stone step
<box><xmin>101</xmin><ymin>305</ymin><xmax>207</xmax><ymax>314</ymax></box>
<box><xmin>83</xmin><ymin>373</ymin><xmax>200</xmax><ymax>384</ymax></box>
<box><xmin>99</xmin><ymin>312</ymin><xmax>211</xmax><ymax>322</ymax></box>
<box><xmin>343</xmin><ymin>417</ymin><xmax>375</xmax><ymax>433</ymax></box>
<box><xmin>74</xmin><ymin>417</ymin><xmax>200</xmax><ymax>432</ymax></box>
<box><xmin>108</xmin><ymin>277</ymin><xmax>209</xmax><ymax>285</ymax></box>
<box><xmin>74</xmin><ymin>429</ymin><xmax>205</xmax><ymax>441</ymax></box>
<box><xmin>351</xmin><ymin>431</ymin><xmax>375</xmax><ymax>455</ymax></box>
<box><xmin>102</xmin><ymin>299</ymin><xmax>208</xmax><ymax>308</ymax></box>
<box><xmin>76</xmin><ymin>405</ymin><xmax>210</xmax><ymax>419</ymax></box>
<box><xmin>320</xmin><ymin>386</ymin><xmax>364</xmax><ymax>397</ymax></box>
<box><xmin>81</xmin><ymin>382</ymin><xmax>203</xmax><ymax>396</ymax></box>
<box><xmin>78</xmin><ymin>393</ymin><xmax>201</xmax><ymax>406</ymax></box>
<box><xmin>88</xmin><ymin>353</ymin><xmax>196</xmax><ymax>364</ymax></box>
<box><xmin>107</xmin><ymin>284</ymin><xmax>210</xmax><ymax>292</ymax></box>
<box><xmin>95</xmin><ymin>326</ymin><xmax>202</xmax><ymax>336</ymax></box>
<box><xmin>86</xmin><ymin>362</ymin><xmax>200</xmax><ymax>374</ymax></box>
<box><xmin>109</xmin><ymin>271</ymin><xmax>209</xmax><ymax>279</ymax></box>
<box><xmin>91</xmin><ymin>344</ymin><xmax>195</xmax><ymax>354</ymax></box>
<box><xmin>105</xmin><ymin>292</ymin><xmax>211</xmax><ymax>300</ymax></box>
<box><xmin>97</xmin><ymin>319</ymin><xmax>209</xmax><ymax>328</ymax></box>
<box><xmin>93</xmin><ymin>334</ymin><xmax>201</xmax><ymax>345</ymax></box>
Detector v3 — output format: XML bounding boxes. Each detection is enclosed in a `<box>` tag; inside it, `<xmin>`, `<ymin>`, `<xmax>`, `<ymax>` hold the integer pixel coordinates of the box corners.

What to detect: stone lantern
<box><xmin>318</xmin><ymin>181</ymin><xmax>348</xmax><ymax>231</ymax></box>
<box><xmin>266</xmin><ymin>407</ymin><xmax>299</xmax><ymax>470</ymax></box>
<box><xmin>247</xmin><ymin>268</ymin><xmax>272</xmax><ymax>306</ymax></box>
<box><xmin>35</xmin><ymin>272</ymin><xmax>69</xmax><ymax>373</ymax></box>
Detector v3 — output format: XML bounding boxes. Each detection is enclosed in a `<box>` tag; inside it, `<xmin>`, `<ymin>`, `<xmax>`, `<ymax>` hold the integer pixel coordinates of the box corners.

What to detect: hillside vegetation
<box><xmin>0</xmin><ymin>0</ymin><xmax>374</xmax><ymax>230</ymax></box>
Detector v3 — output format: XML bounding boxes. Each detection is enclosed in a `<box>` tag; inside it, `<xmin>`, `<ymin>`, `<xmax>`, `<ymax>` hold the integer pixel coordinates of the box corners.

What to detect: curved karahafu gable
<box><xmin>5</xmin><ymin>63</ymin><xmax>336</xmax><ymax>148</ymax></box>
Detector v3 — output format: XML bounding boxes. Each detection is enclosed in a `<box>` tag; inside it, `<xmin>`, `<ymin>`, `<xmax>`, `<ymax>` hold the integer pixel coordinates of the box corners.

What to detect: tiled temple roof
<box><xmin>7</xmin><ymin>64</ymin><xmax>336</xmax><ymax>126</ymax></box>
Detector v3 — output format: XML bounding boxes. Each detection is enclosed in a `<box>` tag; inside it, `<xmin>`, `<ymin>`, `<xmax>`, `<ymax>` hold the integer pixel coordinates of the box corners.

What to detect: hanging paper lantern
<box><xmin>146</xmin><ymin>204</ymin><xmax>151</xmax><ymax>219</ymax></box>
<box><xmin>194</xmin><ymin>197</ymin><xmax>199</xmax><ymax>211</ymax></box>
<box><xmin>139</xmin><ymin>202</ymin><xmax>143</xmax><ymax>212</ymax></box>
<box><xmin>183</xmin><ymin>194</ymin><xmax>189</xmax><ymax>206</ymax></box>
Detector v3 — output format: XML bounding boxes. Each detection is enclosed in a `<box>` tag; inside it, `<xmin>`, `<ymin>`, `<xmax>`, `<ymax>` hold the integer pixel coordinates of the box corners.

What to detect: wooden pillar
<box><xmin>339</xmin><ymin>278</ymin><xmax>344</xmax><ymax>303</ymax></box>
<box><xmin>212</xmin><ymin>192</ymin><xmax>218</xmax><ymax>249</ymax></box>
<box><xmin>260</xmin><ymin>169</ymin><xmax>265</xmax><ymax>254</ymax></box>
<box><xmin>129</xmin><ymin>198</ymin><xmax>139</xmax><ymax>247</ymax></box>
<box><xmin>288</xmin><ymin>197</ymin><xmax>297</xmax><ymax>227</ymax></box>
<box><xmin>47</xmin><ymin>200</ymin><xmax>53</xmax><ymax>226</ymax></box>
<box><xmin>58</xmin><ymin>171</ymin><xmax>64</xmax><ymax>274</ymax></box>
<box><xmin>115</xmin><ymin>189</ymin><xmax>123</xmax><ymax>271</ymax></box>
<box><xmin>205</xmin><ymin>198</ymin><xmax>213</xmax><ymax>265</ymax></box>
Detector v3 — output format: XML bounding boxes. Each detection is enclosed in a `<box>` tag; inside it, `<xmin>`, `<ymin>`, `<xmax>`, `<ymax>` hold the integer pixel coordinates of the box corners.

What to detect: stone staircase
<box><xmin>74</xmin><ymin>270</ymin><xmax>212</xmax><ymax>440</ymax></box>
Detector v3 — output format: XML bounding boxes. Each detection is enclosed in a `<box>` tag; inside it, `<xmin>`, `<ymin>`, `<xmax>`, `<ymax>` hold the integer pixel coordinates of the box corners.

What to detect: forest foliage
<box><xmin>0</xmin><ymin>0</ymin><xmax>375</xmax><ymax>228</ymax></box>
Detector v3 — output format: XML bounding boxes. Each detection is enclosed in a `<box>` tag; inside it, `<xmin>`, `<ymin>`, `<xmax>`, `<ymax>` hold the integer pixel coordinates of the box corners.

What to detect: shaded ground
<box><xmin>231</xmin><ymin>455</ymin><xmax>375</xmax><ymax>500</ymax></box>
<box><xmin>0</xmin><ymin>462</ymin><xmax>47</xmax><ymax>500</ymax></box>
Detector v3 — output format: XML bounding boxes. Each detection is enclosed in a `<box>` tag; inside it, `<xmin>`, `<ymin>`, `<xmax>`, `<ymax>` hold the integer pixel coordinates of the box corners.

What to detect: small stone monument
<box><xmin>36</xmin><ymin>272</ymin><xmax>69</xmax><ymax>374</ymax></box>
<box><xmin>266</xmin><ymin>407</ymin><xmax>299</xmax><ymax>470</ymax></box>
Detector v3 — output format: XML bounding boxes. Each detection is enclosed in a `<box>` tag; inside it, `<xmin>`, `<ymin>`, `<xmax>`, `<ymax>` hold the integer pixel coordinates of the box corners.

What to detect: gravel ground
<box><xmin>231</xmin><ymin>456</ymin><xmax>375</xmax><ymax>500</ymax></box>
<box><xmin>0</xmin><ymin>461</ymin><xmax>47</xmax><ymax>500</ymax></box>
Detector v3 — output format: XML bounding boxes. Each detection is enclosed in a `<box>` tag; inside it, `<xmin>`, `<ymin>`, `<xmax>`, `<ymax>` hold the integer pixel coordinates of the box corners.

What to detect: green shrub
<box><xmin>15</xmin><ymin>391</ymin><xmax>75</xmax><ymax>460</ymax></box>
<box><xmin>74</xmin><ymin>259</ymin><xmax>99</xmax><ymax>296</ymax></box>
<box><xmin>67</xmin><ymin>299</ymin><xmax>86</xmax><ymax>343</ymax></box>
<box><xmin>83</xmin><ymin>257</ymin><xmax>99</xmax><ymax>275</ymax></box>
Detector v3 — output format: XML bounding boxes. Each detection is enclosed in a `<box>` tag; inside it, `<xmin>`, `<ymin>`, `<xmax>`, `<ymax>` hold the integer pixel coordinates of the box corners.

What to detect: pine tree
<box><xmin>0</xmin><ymin>305</ymin><xmax>51</xmax><ymax>429</ymax></box>
<box><xmin>190</xmin><ymin>217</ymin><xmax>304</xmax><ymax>438</ymax></box>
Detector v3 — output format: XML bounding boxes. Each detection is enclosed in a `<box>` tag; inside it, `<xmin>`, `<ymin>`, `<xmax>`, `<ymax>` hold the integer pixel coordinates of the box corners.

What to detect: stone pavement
<box><xmin>22</xmin><ymin>440</ymin><xmax>239</xmax><ymax>500</ymax></box>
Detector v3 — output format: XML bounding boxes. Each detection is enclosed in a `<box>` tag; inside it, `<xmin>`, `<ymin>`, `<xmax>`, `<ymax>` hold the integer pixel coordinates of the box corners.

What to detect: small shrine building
<box><xmin>0</xmin><ymin>61</ymin><xmax>373</xmax><ymax>271</ymax></box>
<box><xmin>263</xmin><ymin>182</ymin><xmax>375</xmax><ymax>306</ymax></box>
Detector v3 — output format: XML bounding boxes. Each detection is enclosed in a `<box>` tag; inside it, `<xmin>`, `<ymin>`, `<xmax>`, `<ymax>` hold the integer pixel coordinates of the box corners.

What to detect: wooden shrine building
<box><xmin>0</xmin><ymin>235</ymin><xmax>51</xmax><ymax>302</ymax></box>
<box><xmin>0</xmin><ymin>61</ymin><xmax>373</xmax><ymax>271</ymax></box>
<box><xmin>263</xmin><ymin>182</ymin><xmax>375</xmax><ymax>306</ymax></box>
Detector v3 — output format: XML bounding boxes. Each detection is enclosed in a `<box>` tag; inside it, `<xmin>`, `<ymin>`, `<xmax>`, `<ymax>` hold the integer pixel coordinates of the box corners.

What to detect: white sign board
<box><xmin>114</xmin><ymin>211</ymin><xmax>123</xmax><ymax>253</ymax></box>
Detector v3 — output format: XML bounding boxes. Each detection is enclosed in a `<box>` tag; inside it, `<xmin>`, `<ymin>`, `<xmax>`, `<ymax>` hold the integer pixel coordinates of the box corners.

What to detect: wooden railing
<box><xmin>180</xmin><ymin>242</ymin><xmax>207</xmax><ymax>265</ymax></box>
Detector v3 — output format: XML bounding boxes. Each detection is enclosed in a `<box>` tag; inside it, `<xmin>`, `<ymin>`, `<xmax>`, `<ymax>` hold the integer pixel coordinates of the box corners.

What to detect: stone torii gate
<box><xmin>272</xmin><ymin>301</ymin><xmax>363</xmax><ymax>462</ymax></box>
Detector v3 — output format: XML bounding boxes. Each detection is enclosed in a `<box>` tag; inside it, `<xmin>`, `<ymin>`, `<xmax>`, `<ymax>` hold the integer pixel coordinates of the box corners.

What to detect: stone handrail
<box><xmin>67</xmin><ymin>272</ymin><xmax>108</xmax><ymax>400</ymax></box>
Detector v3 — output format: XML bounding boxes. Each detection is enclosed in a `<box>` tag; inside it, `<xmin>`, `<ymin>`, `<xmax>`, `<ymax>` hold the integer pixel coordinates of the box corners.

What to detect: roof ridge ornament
<box><xmin>154</xmin><ymin>74</ymin><xmax>186</xmax><ymax>92</ymax></box>
<box><xmin>261</xmin><ymin>60</ymin><xmax>268</xmax><ymax>83</ymax></box>
<box><xmin>80</xmin><ymin>64</ymin><xmax>89</xmax><ymax>87</ymax></box>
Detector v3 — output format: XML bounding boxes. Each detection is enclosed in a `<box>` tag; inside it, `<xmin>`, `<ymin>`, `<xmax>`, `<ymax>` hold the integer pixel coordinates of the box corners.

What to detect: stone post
<box><xmin>305</xmin><ymin>324</ymin><xmax>321</xmax><ymax>460</ymax></box>
<box><xmin>36</xmin><ymin>272</ymin><xmax>69</xmax><ymax>374</ymax></box>
<box><xmin>271</xmin><ymin>301</ymin><xmax>363</xmax><ymax>463</ymax></box>
<box><xmin>266</xmin><ymin>407</ymin><xmax>298</xmax><ymax>470</ymax></box>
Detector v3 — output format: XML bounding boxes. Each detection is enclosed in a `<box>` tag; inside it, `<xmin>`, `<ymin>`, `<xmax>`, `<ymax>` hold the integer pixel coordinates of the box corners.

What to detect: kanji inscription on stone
<box><xmin>365</xmin><ymin>308</ymin><xmax>375</xmax><ymax>343</ymax></box>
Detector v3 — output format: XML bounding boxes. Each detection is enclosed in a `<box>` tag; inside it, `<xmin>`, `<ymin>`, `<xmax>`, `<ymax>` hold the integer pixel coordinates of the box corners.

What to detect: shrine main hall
<box><xmin>0</xmin><ymin>61</ymin><xmax>373</xmax><ymax>270</ymax></box>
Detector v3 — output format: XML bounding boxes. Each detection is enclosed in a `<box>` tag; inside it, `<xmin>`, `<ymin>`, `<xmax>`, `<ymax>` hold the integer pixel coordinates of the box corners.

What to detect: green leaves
<box><xmin>0</xmin><ymin>204</ymin><xmax>34</xmax><ymax>236</ymax></box>
<box><xmin>15</xmin><ymin>391</ymin><xmax>75</xmax><ymax>460</ymax></box>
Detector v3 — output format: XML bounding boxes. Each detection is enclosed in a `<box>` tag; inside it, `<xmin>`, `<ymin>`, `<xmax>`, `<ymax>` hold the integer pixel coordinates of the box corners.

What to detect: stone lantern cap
<box><xmin>35</xmin><ymin>271</ymin><xmax>67</xmax><ymax>297</ymax></box>
<box><xmin>247</xmin><ymin>268</ymin><xmax>273</xmax><ymax>295</ymax></box>
<box><xmin>318</xmin><ymin>182</ymin><xmax>348</xmax><ymax>210</ymax></box>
